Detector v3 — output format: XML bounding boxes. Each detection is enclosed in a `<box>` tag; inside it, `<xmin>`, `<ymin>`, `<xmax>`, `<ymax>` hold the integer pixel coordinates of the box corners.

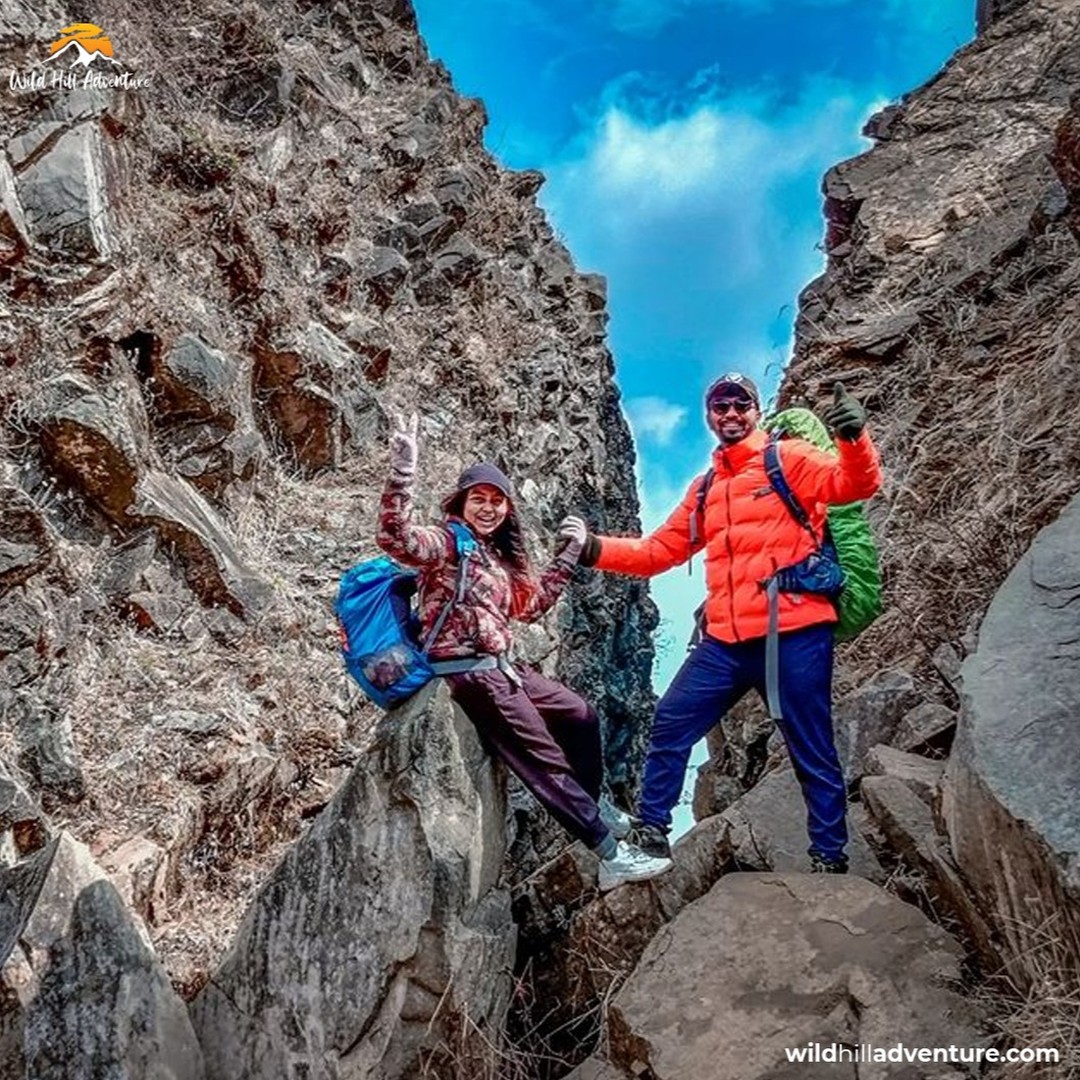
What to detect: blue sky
<box><xmin>412</xmin><ymin>0</ymin><xmax>974</xmax><ymax>809</ymax></box>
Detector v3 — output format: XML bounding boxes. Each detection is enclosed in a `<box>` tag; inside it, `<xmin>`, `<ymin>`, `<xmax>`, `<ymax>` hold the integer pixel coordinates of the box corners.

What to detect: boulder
<box><xmin>833</xmin><ymin>668</ymin><xmax>920</xmax><ymax>779</ymax></box>
<box><xmin>433</xmin><ymin>167</ymin><xmax>472</xmax><ymax>220</ymax></box>
<box><xmin>132</xmin><ymin>470</ymin><xmax>272</xmax><ymax>618</ymax></box>
<box><xmin>0</xmin><ymin>757</ymin><xmax>48</xmax><ymax>861</ymax></box>
<box><xmin>432</xmin><ymin>235</ymin><xmax>484</xmax><ymax>287</ymax></box>
<box><xmin>16</xmin><ymin>124</ymin><xmax>116</xmax><ymax>261</ymax></box>
<box><xmin>0</xmin><ymin>486</ymin><xmax>52</xmax><ymax>591</ymax></box>
<box><xmin>894</xmin><ymin>701</ymin><xmax>957</xmax><ymax>753</ymax></box>
<box><xmin>862</xmin><ymin>776</ymin><xmax>999</xmax><ymax>970</ymax></box>
<box><xmin>606</xmin><ymin>873</ymin><xmax>986</xmax><ymax>1080</ymax></box>
<box><xmin>864</xmin><ymin>744</ymin><xmax>944</xmax><ymax>806</ymax></box>
<box><xmin>252</xmin><ymin>322</ymin><xmax>387</xmax><ymax>471</ymax></box>
<box><xmin>720</xmin><ymin>765</ymin><xmax>883</xmax><ymax>880</ymax></box>
<box><xmin>373</xmin><ymin>221</ymin><xmax>422</xmax><ymax>259</ymax></box>
<box><xmin>0</xmin><ymin>833</ymin><xmax>204</xmax><ymax>1079</ymax></box>
<box><xmin>150</xmin><ymin>335</ymin><xmax>264</xmax><ymax>496</ymax></box>
<box><xmin>34</xmin><ymin>374</ymin><xmax>144</xmax><ymax>524</ymax></box>
<box><xmin>515</xmin><ymin>816</ymin><xmax>732</xmax><ymax>1066</ymax></box>
<box><xmin>190</xmin><ymin>683</ymin><xmax>516</xmax><ymax>1080</ymax></box>
<box><xmin>944</xmin><ymin>491</ymin><xmax>1080</xmax><ymax>988</ymax></box>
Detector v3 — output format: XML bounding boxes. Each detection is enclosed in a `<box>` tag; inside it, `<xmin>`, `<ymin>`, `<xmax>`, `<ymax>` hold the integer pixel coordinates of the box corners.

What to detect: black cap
<box><xmin>705</xmin><ymin>372</ymin><xmax>761</xmax><ymax>409</ymax></box>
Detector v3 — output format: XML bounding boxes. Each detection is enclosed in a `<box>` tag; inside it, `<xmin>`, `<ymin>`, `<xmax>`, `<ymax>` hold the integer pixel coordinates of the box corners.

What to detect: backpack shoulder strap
<box><xmin>422</xmin><ymin>522</ymin><xmax>477</xmax><ymax>652</ymax></box>
<box><xmin>447</xmin><ymin>520</ymin><xmax>477</xmax><ymax>558</ymax></box>
<box><xmin>689</xmin><ymin>468</ymin><xmax>714</xmax><ymax>549</ymax></box>
<box><xmin>764</xmin><ymin>434</ymin><xmax>819</xmax><ymax>547</ymax></box>
<box><xmin>446</xmin><ymin>520</ymin><xmax>476</xmax><ymax>601</ymax></box>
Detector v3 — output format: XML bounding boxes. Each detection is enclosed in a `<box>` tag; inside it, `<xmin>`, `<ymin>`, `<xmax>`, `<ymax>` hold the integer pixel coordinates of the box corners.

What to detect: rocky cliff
<box><xmin>4</xmin><ymin>0</ymin><xmax>1080</xmax><ymax>1077</ymax></box>
<box><xmin>787</xmin><ymin>0</ymin><xmax>1080</xmax><ymax>688</ymax></box>
<box><xmin>0</xmin><ymin>0</ymin><xmax>656</xmax><ymax>1001</ymax></box>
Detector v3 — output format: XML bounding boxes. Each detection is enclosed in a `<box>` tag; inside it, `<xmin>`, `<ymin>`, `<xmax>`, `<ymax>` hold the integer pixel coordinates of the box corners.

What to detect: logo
<box><xmin>47</xmin><ymin>24</ymin><xmax>121</xmax><ymax>69</ymax></box>
<box><xmin>7</xmin><ymin>22</ymin><xmax>151</xmax><ymax>93</ymax></box>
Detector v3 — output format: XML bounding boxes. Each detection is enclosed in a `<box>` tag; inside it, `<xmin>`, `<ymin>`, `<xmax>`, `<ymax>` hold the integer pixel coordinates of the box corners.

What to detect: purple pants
<box><xmin>446</xmin><ymin>665</ymin><xmax>608</xmax><ymax>849</ymax></box>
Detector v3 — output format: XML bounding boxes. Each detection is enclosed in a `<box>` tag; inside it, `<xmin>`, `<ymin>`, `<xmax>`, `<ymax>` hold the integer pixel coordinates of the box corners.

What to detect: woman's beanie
<box><xmin>441</xmin><ymin>462</ymin><xmax>515</xmax><ymax>512</ymax></box>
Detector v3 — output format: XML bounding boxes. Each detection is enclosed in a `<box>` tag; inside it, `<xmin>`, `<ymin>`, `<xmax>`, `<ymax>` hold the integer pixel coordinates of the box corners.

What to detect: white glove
<box><xmin>389</xmin><ymin>413</ymin><xmax>418</xmax><ymax>478</ymax></box>
<box><xmin>557</xmin><ymin>515</ymin><xmax>587</xmax><ymax>563</ymax></box>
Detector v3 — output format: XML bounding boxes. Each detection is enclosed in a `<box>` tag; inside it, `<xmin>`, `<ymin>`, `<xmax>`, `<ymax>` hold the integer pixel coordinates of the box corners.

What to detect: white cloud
<box><xmin>544</xmin><ymin>71</ymin><xmax>867</xmax><ymax>269</ymax></box>
<box><xmin>625</xmin><ymin>396</ymin><xmax>689</xmax><ymax>446</ymax></box>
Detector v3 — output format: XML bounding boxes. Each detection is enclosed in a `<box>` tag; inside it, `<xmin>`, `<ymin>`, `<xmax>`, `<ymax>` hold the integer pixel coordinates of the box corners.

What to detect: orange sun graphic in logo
<box><xmin>46</xmin><ymin>23</ymin><xmax>119</xmax><ymax>68</ymax></box>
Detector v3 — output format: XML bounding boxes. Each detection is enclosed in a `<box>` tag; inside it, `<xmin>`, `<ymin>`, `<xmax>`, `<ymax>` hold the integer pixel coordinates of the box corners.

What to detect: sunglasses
<box><xmin>708</xmin><ymin>398</ymin><xmax>754</xmax><ymax>415</ymax></box>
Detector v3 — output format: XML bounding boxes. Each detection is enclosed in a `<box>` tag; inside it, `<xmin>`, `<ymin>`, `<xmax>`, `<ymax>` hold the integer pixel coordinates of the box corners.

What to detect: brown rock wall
<box><xmin>0</xmin><ymin>0</ymin><xmax>655</xmax><ymax>992</ymax></box>
<box><xmin>784</xmin><ymin>0</ymin><xmax>1080</xmax><ymax>693</ymax></box>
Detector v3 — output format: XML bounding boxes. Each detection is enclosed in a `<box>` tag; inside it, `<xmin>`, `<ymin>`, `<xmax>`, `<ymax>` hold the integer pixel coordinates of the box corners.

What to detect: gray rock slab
<box><xmin>0</xmin><ymin>833</ymin><xmax>204</xmax><ymax>1079</ymax></box>
<box><xmin>944</xmin><ymin>491</ymin><xmax>1080</xmax><ymax>986</ymax></box>
<box><xmin>17</xmin><ymin>124</ymin><xmax>115</xmax><ymax>260</ymax></box>
<box><xmin>834</xmin><ymin>668</ymin><xmax>920</xmax><ymax>779</ymax></box>
<box><xmin>862</xmin><ymin>776</ymin><xmax>998</xmax><ymax>970</ymax></box>
<box><xmin>190</xmin><ymin>682</ymin><xmax>515</xmax><ymax>1080</ymax></box>
<box><xmin>720</xmin><ymin>765</ymin><xmax>883</xmax><ymax>881</ymax></box>
<box><xmin>894</xmin><ymin>702</ymin><xmax>956</xmax><ymax>753</ymax></box>
<box><xmin>864</xmin><ymin>744</ymin><xmax>944</xmax><ymax>806</ymax></box>
<box><xmin>608</xmin><ymin>873</ymin><xmax>986</xmax><ymax>1080</ymax></box>
<box><xmin>132</xmin><ymin>470</ymin><xmax>272</xmax><ymax>617</ymax></box>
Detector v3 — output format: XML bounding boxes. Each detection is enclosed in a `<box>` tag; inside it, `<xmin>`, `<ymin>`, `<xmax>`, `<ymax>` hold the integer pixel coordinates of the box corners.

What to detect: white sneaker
<box><xmin>598</xmin><ymin>795</ymin><xmax>633</xmax><ymax>840</ymax></box>
<box><xmin>598</xmin><ymin>840</ymin><xmax>673</xmax><ymax>892</ymax></box>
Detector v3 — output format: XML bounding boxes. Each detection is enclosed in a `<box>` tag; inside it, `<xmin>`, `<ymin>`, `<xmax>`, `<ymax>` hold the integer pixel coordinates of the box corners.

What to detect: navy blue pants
<box><xmin>639</xmin><ymin>625</ymin><xmax>847</xmax><ymax>861</ymax></box>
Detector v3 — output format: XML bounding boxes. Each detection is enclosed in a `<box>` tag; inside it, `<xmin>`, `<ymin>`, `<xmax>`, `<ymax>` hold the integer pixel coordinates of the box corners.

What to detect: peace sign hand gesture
<box><xmin>390</xmin><ymin>413</ymin><xmax>419</xmax><ymax>478</ymax></box>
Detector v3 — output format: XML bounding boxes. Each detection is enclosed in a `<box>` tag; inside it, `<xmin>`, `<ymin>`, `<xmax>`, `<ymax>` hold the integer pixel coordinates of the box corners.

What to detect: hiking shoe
<box><xmin>598</xmin><ymin>795</ymin><xmax>633</xmax><ymax>840</ymax></box>
<box><xmin>598</xmin><ymin>840</ymin><xmax>673</xmax><ymax>892</ymax></box>
<box><xmin>626</xmin><ymin>822</ymin><xmax>672</xmax><ymax>860</ymax></box>
<box><xmin>809</xmin><ymin>853</ymin><xmax>849</xmax><ymax>875</ymax></box>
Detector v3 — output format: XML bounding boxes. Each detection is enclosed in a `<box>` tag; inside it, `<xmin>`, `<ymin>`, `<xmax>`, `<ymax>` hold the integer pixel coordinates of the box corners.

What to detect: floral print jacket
<box><xmin>377</xmin><ymin>473</ymin><xmax>577</xmax><ymax>659</ymax></box>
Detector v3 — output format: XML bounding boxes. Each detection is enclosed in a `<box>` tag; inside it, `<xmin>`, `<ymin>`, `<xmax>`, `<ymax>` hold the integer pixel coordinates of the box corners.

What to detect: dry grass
<box><xmin>977</xmin><ymin>914</ymin><xmax>1080</xmax><ymax>1079</ymax></box>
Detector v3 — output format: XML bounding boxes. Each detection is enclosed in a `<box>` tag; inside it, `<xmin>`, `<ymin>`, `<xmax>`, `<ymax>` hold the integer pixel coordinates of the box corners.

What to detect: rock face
<box><xmin>0</xmin><ymin>833</ymin><xmax>204</xmax><ymax>1079</ymax></box>
<box><xmin>190</xmin><ymin>683</ymin><xmax>515</xmax><ymax>1080</ymax></box>
<box><xmin>944</xmin><ymin>491</ymin><xmax>1080</xmax><ymax>986</ymax></box>
<box><xmin>785</xmin><ymin>0</ymin><xmax>1080</xmax><ymax>689</ymax></box>
<box><xmin>605</xmin><ymin>873</ymin><xmax>985</xmax><ymax>1080</ymax></box>
<box><xmin>0</xmin><ymin>0</ymin><xmax>656</xmax><ymax>990</ymax></box>
<box><xmin>510</xmin><ymin>816</ymin><xmax>733</xmax><ymax>1067</ymax></box>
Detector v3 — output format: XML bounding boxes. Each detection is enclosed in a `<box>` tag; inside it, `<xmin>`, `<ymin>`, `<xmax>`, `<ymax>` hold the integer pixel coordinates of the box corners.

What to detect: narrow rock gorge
<box><xmin>2</xmin><ymin>0</ymin><xmax>1080</xmax><ymax>1078</ymax></box>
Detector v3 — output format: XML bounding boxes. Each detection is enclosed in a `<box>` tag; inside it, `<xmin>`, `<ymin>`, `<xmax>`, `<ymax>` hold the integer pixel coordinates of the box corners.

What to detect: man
<box><xmin>572</xmin><ymin>374</ymin><xmax>882</xmax><ymax>873</ymax></box>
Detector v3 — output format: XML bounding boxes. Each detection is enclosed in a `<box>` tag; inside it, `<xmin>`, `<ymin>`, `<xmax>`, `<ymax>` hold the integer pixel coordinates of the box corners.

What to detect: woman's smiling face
<box><xmin>461</xmin><ymin>484</ymin><xmax>510</xmax><ymax>536</ymax></box>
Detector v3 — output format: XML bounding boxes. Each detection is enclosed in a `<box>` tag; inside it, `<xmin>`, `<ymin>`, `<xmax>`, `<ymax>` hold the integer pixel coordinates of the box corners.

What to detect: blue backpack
<box><xmin>335</xmin><ymin>521</ymin><xmax>477</xmax><ymax>709</ymax></box>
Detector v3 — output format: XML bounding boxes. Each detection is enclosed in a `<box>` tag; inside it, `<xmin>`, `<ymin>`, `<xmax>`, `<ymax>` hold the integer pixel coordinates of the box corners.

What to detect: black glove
<box><xmin>579</xmin><ymin>533</ymin><xmax>601</xmax><ymax>567</ymax></box>
<box><xmin>824</xmin><ymin>382</ymin><xmax>866</xmax><ymax>441</ymax></box>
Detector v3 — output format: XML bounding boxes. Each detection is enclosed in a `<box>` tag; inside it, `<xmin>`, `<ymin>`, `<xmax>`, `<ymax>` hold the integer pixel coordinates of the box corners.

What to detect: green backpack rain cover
<box><xmin>762</xmin><ymin>407</ymin><xmax>882</xmax><ymax>640</ymax></box>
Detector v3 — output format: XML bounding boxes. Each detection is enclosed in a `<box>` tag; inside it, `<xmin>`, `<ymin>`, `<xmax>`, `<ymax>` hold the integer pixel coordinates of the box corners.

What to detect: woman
<box><xmin>376</xmin><ymin>414</ymin><xmax>671</xmax><ymax>892</ymax></box>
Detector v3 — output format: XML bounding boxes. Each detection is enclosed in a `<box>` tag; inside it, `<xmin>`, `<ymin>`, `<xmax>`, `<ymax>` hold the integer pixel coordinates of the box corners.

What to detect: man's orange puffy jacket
<box><xmin>594</xmin><ymin>428</ymin><xmax>882</xmax><ymax>643</ymax></box>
